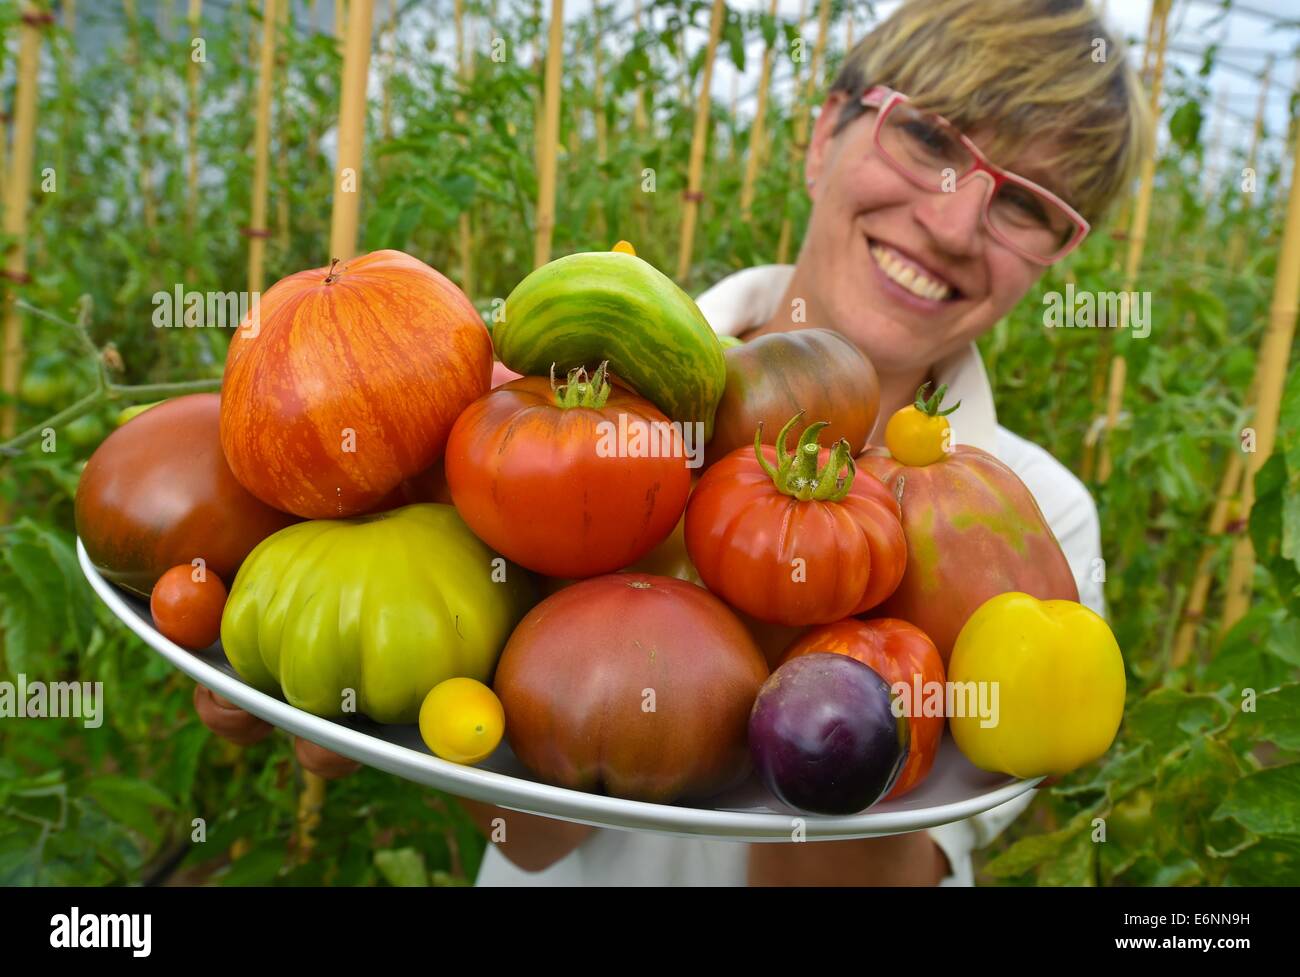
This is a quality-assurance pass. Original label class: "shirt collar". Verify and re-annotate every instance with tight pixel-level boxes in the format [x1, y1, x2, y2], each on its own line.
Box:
[693, 264, 1000, 453]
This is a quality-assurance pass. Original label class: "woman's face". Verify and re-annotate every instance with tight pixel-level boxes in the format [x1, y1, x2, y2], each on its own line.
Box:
[800, 93, 1053, 377]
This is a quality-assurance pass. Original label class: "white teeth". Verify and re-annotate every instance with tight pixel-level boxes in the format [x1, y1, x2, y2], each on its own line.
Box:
[870, 244, 953, 302]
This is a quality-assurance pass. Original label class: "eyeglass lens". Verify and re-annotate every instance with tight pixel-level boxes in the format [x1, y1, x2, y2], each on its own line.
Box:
[878, 103, 1076, 258]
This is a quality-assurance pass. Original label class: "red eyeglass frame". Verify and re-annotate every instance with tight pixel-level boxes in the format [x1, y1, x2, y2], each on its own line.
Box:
[859, 86, 1091, 265]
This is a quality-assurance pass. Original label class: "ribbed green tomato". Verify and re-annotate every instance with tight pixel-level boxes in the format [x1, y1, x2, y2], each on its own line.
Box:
[220, 504, 534, 724]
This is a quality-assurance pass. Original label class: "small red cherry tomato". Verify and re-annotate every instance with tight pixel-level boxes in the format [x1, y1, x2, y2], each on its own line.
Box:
[150, 563, 228, 650]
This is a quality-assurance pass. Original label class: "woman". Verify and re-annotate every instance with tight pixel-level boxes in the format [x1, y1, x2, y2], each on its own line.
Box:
[468, 0, 1150, 885]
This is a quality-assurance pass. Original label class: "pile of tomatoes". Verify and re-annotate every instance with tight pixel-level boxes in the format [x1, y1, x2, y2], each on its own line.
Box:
[76, 246, 1126, 816]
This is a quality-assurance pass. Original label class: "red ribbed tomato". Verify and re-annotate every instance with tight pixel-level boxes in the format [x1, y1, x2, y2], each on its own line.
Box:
[684, 413, 906, 627]
[445, 364, 692, 578]
[781, 618, 945, 799]
[220, 250, 491, 518]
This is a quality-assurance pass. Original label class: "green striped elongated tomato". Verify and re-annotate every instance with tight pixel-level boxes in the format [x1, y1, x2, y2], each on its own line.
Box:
[220, 504, 534, 724]
[495, 249, 726, 439]
[445, 364, 693, 579]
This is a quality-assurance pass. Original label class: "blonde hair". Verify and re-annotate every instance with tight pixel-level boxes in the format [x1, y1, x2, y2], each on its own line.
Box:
[829, 0, 1151, 225]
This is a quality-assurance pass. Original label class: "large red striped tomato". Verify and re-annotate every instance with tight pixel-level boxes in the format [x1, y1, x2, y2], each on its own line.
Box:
[220, 250, 491, 518]
[685, 413, 907, 627]
[780, 618, 945, 799]
[445, 364, 692, 578]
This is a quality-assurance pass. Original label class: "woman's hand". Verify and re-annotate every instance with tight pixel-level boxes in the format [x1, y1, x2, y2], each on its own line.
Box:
[457, 798, 595, 873]
[192, 684, 593, 873]
[747, 831, 950, 886]
[192, 684, 359, 779]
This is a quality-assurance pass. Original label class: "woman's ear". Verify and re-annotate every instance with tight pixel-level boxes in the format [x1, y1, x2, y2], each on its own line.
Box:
[805, 91, 852, 196]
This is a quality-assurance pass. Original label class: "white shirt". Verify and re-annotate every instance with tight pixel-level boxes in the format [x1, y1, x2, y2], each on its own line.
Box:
[476, 265, 1104, 886]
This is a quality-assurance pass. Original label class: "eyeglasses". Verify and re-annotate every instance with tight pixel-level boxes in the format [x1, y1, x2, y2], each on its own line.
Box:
[859, 86, 1090, 264]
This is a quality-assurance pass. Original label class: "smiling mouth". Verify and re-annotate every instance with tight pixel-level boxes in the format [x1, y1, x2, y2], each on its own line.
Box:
[867, 238, 961, 303]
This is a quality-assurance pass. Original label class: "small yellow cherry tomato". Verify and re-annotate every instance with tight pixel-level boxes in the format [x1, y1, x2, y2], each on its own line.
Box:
[611, 240, 637, 255]
[419, 678, 505, 765]
[884, 382, 960, 466]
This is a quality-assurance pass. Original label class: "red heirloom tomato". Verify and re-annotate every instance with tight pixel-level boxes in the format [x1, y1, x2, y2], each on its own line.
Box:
[685, 413, 907, 627]
[445, 363, 692, 578]
[220, 249, 491, 518]
[150, 563, 228, 651]
[858, 385, 1078, 663]
[781, 618, 945, 799]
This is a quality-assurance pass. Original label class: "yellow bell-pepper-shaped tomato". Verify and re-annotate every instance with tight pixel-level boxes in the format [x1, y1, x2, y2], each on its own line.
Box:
[948, 592, 1125, 778]
[221, 504, 534, 724]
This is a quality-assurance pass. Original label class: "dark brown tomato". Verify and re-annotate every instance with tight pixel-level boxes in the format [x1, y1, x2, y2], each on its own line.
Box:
[705, 328, 880, 469]
[75, 394, 299, 597]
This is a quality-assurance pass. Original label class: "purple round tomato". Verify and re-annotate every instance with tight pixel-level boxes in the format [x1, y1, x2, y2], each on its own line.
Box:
[749, 653, 908, 815]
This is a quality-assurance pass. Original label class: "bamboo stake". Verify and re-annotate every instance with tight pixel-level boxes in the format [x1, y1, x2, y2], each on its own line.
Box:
[727, 72, 738, 169]
[1272, 58, 1300, 234]
[327, 0, 374, 262]
[632, 0, 647, 137]
[594, 6, 607, 166]
[186, 0, 202, 239]
[1, 99, 8, 216]
[335, 0, 347, 50]
[276, 0, 291, 256]
[1094, 0, 1170, 485]
[248, 0, 258, 70]
[299, 0, 374, 862]
[1169, 444, 1246, 668]
[1138, 0, 1160, 89]
[594, 4, 608, 241]
[632, 0, 649, 242]
[740, 0, 780, 221]
[247, 0, 279, 296]
[675, 0, 727, 282]
[1109, 0, 1165, 250]
[123, 0, 157, 235]
[533, 0, 544, 169]
[455, 0, 474, 296]
[380, 0, 396, 145]
[676, 21, 690, 108]
[777, 0, 826, 265]
[1, 4, 45, 440]
[533, 0, 564, 268]
[1225, 57, 1273, 270]
[1219, 109, 1300, 637]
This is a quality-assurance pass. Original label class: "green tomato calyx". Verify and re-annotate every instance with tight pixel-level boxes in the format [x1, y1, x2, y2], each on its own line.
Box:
[755, 411, 856, 502]
[551, 360, 612, 409]
[914, 382, 961, 417]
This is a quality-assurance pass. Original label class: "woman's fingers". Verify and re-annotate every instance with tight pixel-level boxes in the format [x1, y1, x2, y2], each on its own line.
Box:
[293, 736, 362, 780]
[193, 683, 360, 779]
[193, 683, 273, 746]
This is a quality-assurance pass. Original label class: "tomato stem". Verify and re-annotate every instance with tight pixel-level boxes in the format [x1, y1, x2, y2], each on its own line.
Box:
[552, 361, 612, 409]
[913, 381, 961, 417]
[754, 411, 857, 502]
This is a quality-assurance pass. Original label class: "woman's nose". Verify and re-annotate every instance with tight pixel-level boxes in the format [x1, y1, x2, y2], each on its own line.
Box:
[913, 172, 992, 256]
